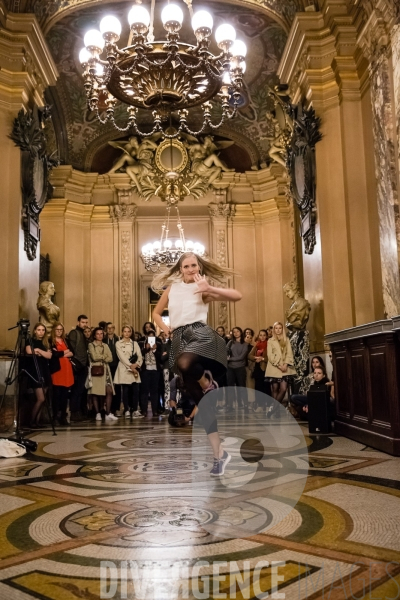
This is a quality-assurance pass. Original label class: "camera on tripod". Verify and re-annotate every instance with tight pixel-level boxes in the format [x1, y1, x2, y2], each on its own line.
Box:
[16, 319, 30, 334]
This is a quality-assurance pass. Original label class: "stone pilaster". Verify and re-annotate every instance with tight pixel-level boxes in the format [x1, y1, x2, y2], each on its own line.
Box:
[208, 198, 235, 330]
[358, 10, 400, 317]
[110, 204, 138, 328]
[0, 4, 58, 349]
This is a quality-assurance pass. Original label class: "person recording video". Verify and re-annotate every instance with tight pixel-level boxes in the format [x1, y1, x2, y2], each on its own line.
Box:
[138, 329, 163, 417]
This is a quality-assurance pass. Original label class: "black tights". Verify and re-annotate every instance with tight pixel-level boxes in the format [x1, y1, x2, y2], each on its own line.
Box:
[176, 352, 205, 403]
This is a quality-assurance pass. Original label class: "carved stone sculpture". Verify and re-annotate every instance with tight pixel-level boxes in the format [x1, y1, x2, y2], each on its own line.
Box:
[37, 281, 60, 334]
[283, 281, 311, 389]
[187, 136, 234, 185]
[9, 106, 59, 260]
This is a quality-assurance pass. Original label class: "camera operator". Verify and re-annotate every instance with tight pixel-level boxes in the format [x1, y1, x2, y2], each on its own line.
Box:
[139, 329, 163, 417]
[168, 374, 196, 427]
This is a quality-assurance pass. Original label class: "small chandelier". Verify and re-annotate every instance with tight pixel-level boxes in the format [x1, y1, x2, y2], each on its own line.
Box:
[141, 203, 205, 272]
[79, 1, 247, 138]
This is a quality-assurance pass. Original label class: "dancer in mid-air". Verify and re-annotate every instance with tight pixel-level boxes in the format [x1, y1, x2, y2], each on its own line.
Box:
[152, 252, 242, 476]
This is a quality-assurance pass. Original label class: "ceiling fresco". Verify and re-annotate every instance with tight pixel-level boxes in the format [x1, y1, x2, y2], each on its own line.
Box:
[43, 0, 288, 172]
[7, 0, 301, 31]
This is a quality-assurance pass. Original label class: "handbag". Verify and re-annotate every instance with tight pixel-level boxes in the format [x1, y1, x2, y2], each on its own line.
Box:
[91, 364, 104, 377]
[0, 439, 26, 458]
[89, 343, 105, 376]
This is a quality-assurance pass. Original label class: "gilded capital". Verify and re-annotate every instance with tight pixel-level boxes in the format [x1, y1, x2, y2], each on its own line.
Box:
[208, 202, 236, 221]
[110, 204, 138, 222]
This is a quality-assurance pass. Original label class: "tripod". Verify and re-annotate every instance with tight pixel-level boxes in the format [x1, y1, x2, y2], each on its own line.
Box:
[0, 320, 56, 437]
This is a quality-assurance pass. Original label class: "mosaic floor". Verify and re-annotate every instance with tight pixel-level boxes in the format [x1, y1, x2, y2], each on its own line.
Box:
[0, 411, 399, 600]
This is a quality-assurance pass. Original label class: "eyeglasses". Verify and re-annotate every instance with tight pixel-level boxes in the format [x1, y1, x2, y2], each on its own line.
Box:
[55, 328, 63, 332]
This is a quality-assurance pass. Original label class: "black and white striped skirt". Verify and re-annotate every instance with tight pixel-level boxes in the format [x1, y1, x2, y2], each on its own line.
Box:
[170, 322, 227, 378]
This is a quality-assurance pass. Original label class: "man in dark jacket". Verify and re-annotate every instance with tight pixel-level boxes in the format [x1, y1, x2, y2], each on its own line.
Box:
[104, 323, 121, 415]
[68, 314, 89, 421]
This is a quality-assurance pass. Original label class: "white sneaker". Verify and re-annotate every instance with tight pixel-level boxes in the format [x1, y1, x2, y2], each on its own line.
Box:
[105, 413, 118, 421]
[124, 410, 131, 418]
[95, 412, 102, 421]
[254, 407, 264, 413]
[132, 411, 143, 419]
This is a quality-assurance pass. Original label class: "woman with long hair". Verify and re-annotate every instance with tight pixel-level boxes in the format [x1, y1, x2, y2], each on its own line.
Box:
[88, 327, 117, 421]
[290, 356, 327, 417]
[248, 329, 269, 411]
[226, 326, 251, 411]
[49, 322, 74, 426]
[265, 321, 296, 415]
[25, 322, 52, 428]
[152, 252, 242, 476]
[114, 325, 143, 418]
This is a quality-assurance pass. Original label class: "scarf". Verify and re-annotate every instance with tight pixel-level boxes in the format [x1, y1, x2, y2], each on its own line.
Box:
[255, 339, 267, 357]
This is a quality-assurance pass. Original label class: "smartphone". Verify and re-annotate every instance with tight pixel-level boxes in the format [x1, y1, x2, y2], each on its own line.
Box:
[147, 336, 156, 346]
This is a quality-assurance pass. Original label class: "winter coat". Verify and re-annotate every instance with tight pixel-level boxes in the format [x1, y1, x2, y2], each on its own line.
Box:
[88, 342, 115, 396]
[265, 338, 296, 378]
[114, 339, 143, 384]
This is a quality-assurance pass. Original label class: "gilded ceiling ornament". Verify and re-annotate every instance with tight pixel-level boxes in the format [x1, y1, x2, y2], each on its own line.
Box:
[107, 134, 234, 203]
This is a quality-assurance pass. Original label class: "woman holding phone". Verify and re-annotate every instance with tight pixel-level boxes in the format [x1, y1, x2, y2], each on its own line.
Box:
[152, 252, 242, 476]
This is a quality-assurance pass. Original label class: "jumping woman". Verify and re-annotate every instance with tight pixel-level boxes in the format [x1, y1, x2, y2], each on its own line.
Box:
[152, 252, 242, 476]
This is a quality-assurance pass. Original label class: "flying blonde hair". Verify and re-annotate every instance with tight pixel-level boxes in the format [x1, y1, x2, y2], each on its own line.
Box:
[151, 252, 235, 293]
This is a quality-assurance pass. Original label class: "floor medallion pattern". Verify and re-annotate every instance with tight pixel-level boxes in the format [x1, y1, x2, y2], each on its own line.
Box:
[0, 414, 399, 599]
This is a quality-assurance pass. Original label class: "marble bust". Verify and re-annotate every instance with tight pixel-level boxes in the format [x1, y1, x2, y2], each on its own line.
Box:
[37, 281, 60, 333]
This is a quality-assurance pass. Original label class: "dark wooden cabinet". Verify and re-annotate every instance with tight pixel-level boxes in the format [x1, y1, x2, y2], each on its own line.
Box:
[325, 320, 400, 455]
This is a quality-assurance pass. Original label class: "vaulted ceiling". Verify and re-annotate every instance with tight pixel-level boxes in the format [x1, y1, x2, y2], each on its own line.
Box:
[7, 0, 298, 172]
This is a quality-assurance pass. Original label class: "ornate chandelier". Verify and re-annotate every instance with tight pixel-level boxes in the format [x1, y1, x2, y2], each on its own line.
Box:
[140, 203, 205, 271]
[79, 1, 247, 138]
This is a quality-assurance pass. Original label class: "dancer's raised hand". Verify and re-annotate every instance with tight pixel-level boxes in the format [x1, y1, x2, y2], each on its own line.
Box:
[193, 274, 210, 294]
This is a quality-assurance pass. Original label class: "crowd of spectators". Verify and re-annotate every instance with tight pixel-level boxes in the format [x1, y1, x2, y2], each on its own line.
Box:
[24, 316, 334, 427]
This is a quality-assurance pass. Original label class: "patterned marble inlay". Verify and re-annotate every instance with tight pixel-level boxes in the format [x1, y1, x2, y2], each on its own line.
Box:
[0, 421, 399, 599]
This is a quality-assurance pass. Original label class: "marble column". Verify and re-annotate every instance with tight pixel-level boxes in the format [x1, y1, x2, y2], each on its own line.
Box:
[360, 14, 400, 317]
[110, 204, 138, 329]
[208, 199, 235, 330]
[391, 9, 400, 257]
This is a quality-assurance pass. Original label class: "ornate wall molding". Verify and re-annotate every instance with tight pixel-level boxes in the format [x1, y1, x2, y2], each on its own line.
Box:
[120, 230, 132, 327]
[110, 204, 137, 223]
[208, 202, 236, 221]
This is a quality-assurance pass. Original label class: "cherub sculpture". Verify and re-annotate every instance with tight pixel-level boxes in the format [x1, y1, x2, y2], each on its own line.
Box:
[187, 136, 234, 185]
[107, 135, 159, 193]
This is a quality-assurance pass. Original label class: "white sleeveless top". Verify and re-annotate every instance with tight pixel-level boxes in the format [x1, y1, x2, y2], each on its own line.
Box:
[168, 281, 208, 329]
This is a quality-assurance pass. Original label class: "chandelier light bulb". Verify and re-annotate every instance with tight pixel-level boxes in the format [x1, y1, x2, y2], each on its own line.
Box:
[231, 39, 247, 59]
[192, 10, 213, 33]
[215, 23, 236, 46]
[100, 15, 122, 38]
[128, 5, 151, 28]
[79, 47, 91, 64]
[222, 71, 231, 85]
[95, 63, 104, 76]
[161, 4, 184, 27]
[185, 240, 194, 250]
[164, 239, 172, 249]
[153, 241, 161, 250]
[175, 240, 183, 249]
[240, 61, 246, 73]
[84, 29, 105, 52]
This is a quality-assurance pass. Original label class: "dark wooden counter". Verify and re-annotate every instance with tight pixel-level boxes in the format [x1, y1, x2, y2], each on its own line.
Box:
[325, 319, 400, 455]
